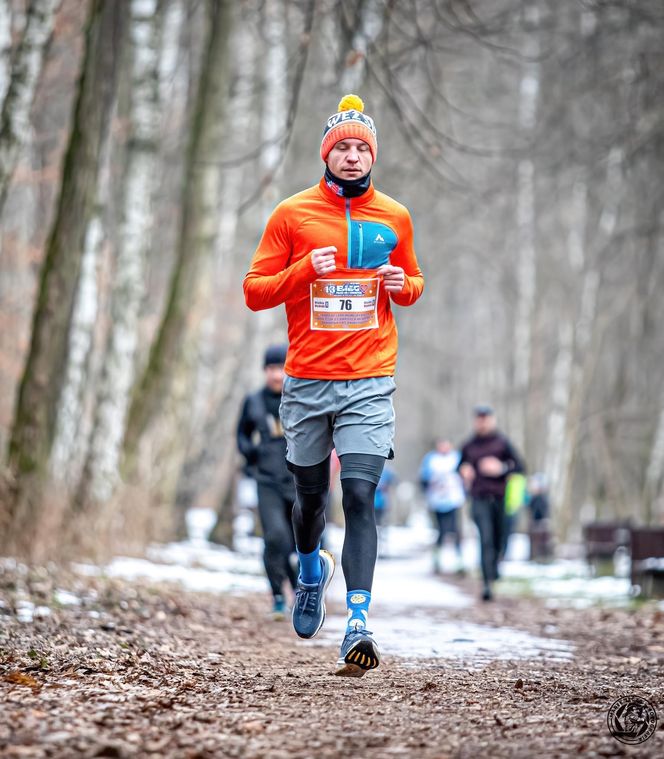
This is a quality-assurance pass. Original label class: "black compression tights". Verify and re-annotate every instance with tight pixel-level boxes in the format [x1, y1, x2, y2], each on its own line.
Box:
[290, 453, 385, 591]
[290, 456, 330, 555]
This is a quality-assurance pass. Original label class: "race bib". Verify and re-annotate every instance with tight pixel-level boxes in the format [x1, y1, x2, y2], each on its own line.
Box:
[310, 278, 379, 331]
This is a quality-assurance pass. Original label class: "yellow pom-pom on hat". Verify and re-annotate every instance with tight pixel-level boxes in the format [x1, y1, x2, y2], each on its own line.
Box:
[321, 94, 377, 163]
[338, 94, 364, 113]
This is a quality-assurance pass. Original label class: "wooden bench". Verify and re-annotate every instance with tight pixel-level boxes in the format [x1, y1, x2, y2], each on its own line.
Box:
[630, 527, 664, 598]
[582, 521, 631, 576]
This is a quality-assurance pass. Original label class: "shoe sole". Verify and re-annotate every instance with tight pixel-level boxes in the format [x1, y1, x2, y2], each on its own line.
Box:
[293, 549, 335, 639]
[334, 637, 380, 678]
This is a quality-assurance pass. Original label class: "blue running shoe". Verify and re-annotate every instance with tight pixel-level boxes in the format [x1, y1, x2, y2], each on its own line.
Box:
[292, 549, 335, 639]
[334, 624, 380, 677]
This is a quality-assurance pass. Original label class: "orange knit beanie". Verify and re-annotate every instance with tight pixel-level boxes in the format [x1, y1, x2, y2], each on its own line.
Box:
[320, 94, 377, 163]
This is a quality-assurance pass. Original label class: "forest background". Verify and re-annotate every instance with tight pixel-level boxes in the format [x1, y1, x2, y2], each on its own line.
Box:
[0, 0, 662, 560]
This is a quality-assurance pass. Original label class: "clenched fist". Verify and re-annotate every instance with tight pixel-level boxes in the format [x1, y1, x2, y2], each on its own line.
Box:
[376, 264, 405, 293]
[311, 246, 337, 275]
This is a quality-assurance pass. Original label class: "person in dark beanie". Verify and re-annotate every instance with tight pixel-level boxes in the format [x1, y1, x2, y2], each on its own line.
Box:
[458, 405, 525, 602]
[244, 94, 424, 676]
[237, 343, 297, 619]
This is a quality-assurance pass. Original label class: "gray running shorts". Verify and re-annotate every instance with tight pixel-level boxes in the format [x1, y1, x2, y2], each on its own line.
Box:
[280, 376, 396, 466]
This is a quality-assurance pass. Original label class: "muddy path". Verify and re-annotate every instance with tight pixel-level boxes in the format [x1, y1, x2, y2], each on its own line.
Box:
[1, 565, 663, 758]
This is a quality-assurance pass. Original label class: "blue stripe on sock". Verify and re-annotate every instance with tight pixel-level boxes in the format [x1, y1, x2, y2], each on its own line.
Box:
[297, 545, 322, 583]
[346, 589, 371, 630]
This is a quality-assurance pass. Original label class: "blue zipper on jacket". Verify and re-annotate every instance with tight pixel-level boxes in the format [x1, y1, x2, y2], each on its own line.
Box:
[358, 222, 363, 268]
[345, 198, 352, 268]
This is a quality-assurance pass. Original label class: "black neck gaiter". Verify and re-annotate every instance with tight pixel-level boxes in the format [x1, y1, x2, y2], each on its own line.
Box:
[324, 167, 371, 198]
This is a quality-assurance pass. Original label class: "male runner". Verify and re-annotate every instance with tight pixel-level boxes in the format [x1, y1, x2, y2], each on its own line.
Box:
[237, 344, 297, 619]
[458, 405, 525, 601]
[244, 95, 424, 676]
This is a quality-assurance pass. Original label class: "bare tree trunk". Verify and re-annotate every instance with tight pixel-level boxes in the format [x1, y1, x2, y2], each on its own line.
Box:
[545, 174, 586, 519]
[512, 2, 540, 450]
[260, 0, 287, 210]
[644, 389, 664, 524]
[206, 0, 289, 546]
[555, 265, 601, 536]
[215, 20, 254, 272]
[173, 13, 256, 538]
[555, 146, 622, 539]
[0, 0, 12, 103]
[5, 0, 126, 552]
[544, 319, 573, 500]
[0, 0, 61, 213]
[207, 0, 291, 545]
[207, 324, 260, 547]
[122, 0, 232, 471]
[589, 414, 627, 519]
[78, 0, 165, 507]
[339, 0, 382, 92]
[50, 210, 103, 486]
[186, 12, 256, 441]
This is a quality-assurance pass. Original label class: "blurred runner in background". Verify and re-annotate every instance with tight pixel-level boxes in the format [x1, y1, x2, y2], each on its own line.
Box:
[458, 405, 525, 601]
[374, 464, 398, 556]
[419, 439, 466, 575]
[237, 344, 297, 619]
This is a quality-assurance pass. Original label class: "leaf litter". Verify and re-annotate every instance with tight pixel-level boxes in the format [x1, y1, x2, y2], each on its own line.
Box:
[0, 562, 662, 758]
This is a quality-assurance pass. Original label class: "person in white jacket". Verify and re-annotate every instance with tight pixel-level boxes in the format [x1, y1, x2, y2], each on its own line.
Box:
[419, 439, 466, 574]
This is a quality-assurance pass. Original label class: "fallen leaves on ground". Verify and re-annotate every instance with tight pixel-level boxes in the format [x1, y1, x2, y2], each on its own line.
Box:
[0, 562, 663, 758]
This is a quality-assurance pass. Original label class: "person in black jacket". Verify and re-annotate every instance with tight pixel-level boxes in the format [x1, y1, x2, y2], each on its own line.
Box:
[237, 344, 297, 618]
[458, 404, 525, 601]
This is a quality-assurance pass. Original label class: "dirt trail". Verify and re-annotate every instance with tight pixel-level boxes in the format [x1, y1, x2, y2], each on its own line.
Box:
[1, 567, 663, 758]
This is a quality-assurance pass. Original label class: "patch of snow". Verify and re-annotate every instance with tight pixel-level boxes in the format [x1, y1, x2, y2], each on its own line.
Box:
[504, 531, 531, 561]
[54, 589, 81, 606]
[500, 559, 590, 580]
[499, 556, 633, 606]
[16, 600, 35, 623]
[93, 556, 266, 596]
[185, 507, 217, 542]
[310, 613, 573, 664]
[329, 553, 471, 610]
[314, 530, 573, 663]
[146, 540, 262, 576]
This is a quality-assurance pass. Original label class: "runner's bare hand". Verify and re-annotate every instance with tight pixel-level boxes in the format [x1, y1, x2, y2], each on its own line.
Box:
[459, 463, 475, 484]
[478, 456, 505, 477]
[311, 246, 337, 275]
[376, 264, 405, 293]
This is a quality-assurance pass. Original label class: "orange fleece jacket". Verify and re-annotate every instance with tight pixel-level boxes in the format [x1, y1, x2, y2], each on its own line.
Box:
[244, 178, 424, 379]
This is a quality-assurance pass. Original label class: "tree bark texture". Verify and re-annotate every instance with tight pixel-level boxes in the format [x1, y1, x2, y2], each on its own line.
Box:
[511, 3, 540, 452]
[78, 0, 164, 507]
[0, 0, 61, 213]
[6, 0, 126, 527]
[0, 0, 12, 103]
[50, 211, 103, 486]
[122, 0, 232, 466]
[173, 13, 256, 535]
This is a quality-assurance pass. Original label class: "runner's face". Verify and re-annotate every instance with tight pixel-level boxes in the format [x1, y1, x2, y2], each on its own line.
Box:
[265, 364, 284, 392]
[327, 138, 373, 179]
[474, 414, 496, 436]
